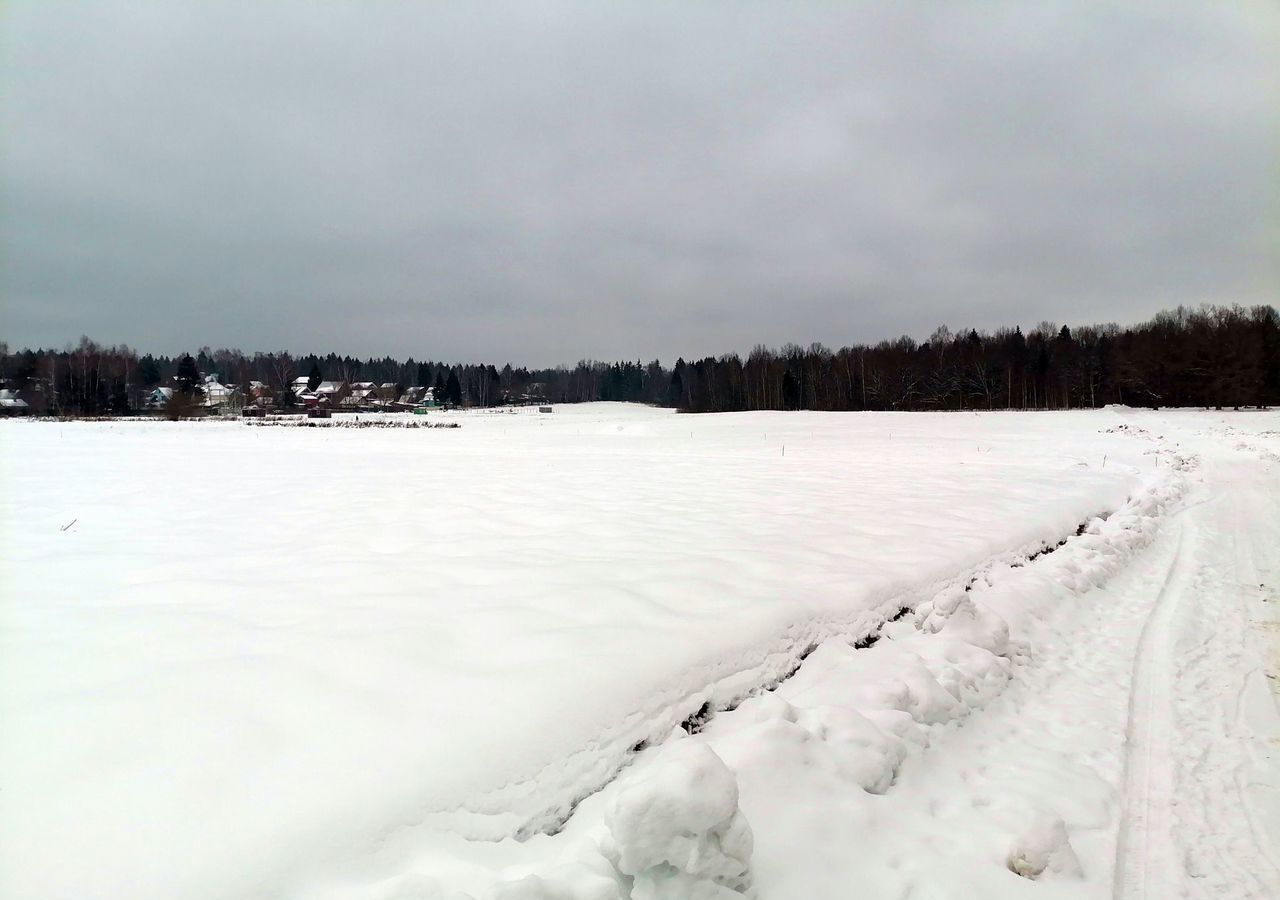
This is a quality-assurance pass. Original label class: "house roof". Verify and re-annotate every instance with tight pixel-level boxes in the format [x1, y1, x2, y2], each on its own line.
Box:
[201, 380, 243, 405]
[315, 381, 347, 393]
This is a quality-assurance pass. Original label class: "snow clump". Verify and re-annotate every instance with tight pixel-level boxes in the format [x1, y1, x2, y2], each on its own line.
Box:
[1006, 813, 1083, 880]
[603, 741, 753, 899]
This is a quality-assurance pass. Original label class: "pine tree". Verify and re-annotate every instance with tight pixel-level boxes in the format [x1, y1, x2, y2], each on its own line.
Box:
[175, 354, 202, 397]
[138, 355, 161, 387]
[667, 367, 684, 407]
[446, 370, 463, 407]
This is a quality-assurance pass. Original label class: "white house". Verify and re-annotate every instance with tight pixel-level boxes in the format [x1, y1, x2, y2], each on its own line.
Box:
[201, 375, 243, 411]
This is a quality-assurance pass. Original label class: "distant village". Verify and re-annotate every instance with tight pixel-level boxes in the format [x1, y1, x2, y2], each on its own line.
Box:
[147, 375, 457, 417]
[0, 371, 552, 418]
[0, 343, 654, 418]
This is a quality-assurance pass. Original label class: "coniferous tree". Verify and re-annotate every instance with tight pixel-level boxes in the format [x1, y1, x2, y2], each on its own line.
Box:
[138, 355, 161, 387]
[446, 370, 463, 407]
[668, 370, 683, 407]
[175, 354, 202, 396]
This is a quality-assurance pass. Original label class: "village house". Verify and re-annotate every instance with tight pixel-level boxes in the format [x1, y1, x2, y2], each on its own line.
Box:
[4, 380, 54, 414]
[201, 375, 244, 413]
[0, 388, 31, 415]
[313, 380, 352, 405]
[398, 386, 439, 407]
[146, 386, 174, 410]
[349, 382, 380, 405]
[399, 386, 426, 405]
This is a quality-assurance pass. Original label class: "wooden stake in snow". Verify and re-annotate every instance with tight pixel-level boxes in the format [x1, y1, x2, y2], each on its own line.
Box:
[60, 518, 77, 532]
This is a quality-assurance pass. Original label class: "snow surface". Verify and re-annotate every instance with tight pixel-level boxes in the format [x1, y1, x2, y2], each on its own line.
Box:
[2, 405, 1277, 900]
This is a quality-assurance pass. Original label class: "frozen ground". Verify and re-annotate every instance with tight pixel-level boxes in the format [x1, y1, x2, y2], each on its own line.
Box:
[1, 405, 1277, 899]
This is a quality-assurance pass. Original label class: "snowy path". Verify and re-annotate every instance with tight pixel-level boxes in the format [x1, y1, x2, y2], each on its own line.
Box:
[722, 473, 1202, 900]
[809, 419, 1280, 900]
[835, 423, 1280, 900]
[1113, 519, 1187, 900]
[1156, 453, 1280, 899]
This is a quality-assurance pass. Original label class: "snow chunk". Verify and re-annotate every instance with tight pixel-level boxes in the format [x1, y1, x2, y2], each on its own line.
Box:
[1006, 814, 1083, 880]
[918, 591, 1010, 658]
[795, 706, 906, 794]
[604, 742, 753, 899]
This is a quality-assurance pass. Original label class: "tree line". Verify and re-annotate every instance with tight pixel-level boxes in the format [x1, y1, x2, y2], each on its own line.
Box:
[1, 304, 1275, 416]
[666, 305, 1278, 413]
[0, 341, 664, 416]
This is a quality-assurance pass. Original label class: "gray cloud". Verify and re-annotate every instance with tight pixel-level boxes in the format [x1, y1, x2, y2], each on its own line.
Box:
[3, 1, 1276, 365]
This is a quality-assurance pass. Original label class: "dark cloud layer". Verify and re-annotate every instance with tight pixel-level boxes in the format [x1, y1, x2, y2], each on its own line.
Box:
[3, 2, 1276, 365]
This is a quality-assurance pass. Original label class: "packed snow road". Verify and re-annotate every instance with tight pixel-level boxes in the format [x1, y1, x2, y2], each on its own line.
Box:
[1110, 422, 1280, 900]
[1, 406, 1277, 900]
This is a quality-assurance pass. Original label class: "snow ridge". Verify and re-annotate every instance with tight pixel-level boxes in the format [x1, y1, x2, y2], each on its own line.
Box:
[439, 452, 1189, 899]
[438, 460, 1189, 849]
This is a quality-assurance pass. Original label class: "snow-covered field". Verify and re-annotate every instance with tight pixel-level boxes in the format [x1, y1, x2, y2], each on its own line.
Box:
[2, 405, 1277, 899]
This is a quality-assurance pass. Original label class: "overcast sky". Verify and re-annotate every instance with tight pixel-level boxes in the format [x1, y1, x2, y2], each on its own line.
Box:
[3, 2, 1276, 365]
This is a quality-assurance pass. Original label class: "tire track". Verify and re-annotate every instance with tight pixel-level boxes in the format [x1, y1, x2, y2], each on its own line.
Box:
[1113, 520, 1189, 900]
